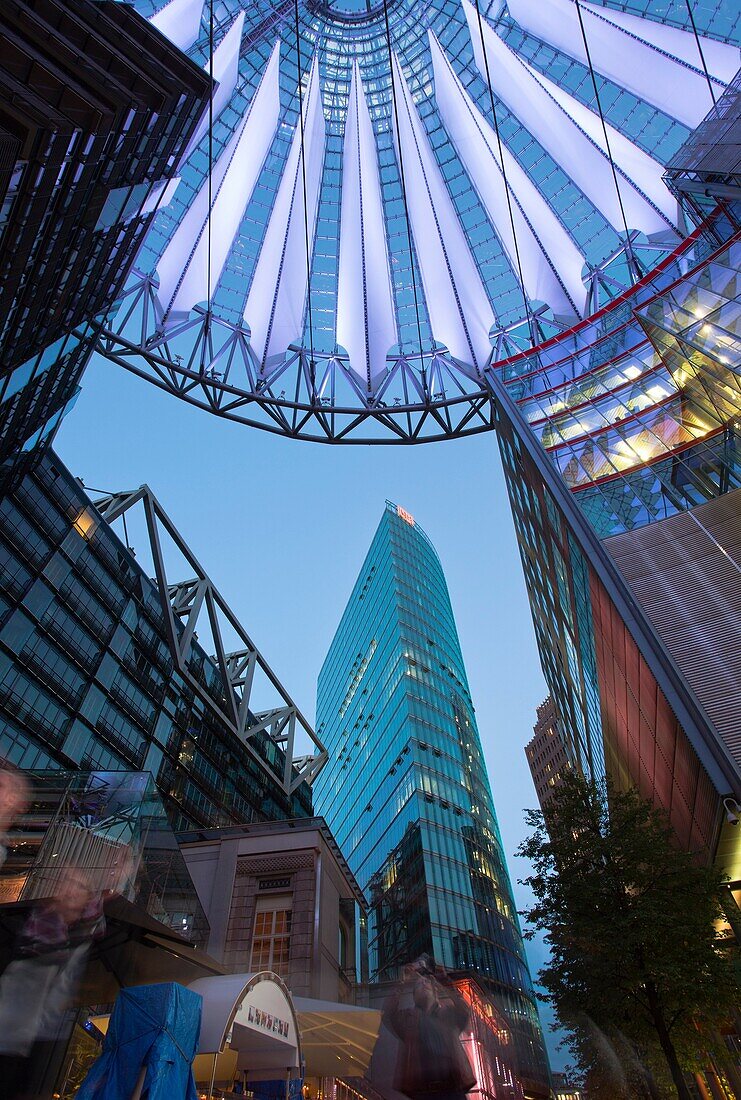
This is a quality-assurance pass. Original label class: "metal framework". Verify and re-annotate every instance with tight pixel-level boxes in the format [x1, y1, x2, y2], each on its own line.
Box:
[96, 0, 739, 444]
[95, 236, 672, 444]
[664, 68, 741, 209]
[92, 486, 328, 793]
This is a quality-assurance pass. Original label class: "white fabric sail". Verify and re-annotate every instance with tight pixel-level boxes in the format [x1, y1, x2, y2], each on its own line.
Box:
[156, 42, 281, 324]
[462, 0, 670, 236]
[181, 12, 246, 163]
[520, 58, 677, 226]
[150, 0, 204, 52]
[244, 55, 326, 369]
[337, 62, 397, 389]
[430, 32, 585, 319]
[582, 2, 739, 85]
[392, 53, 494, 372]
[506, 0, 733, 127]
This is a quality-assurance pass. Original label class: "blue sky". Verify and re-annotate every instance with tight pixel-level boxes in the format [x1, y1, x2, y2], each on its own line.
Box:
[56, 351, 566, 1067]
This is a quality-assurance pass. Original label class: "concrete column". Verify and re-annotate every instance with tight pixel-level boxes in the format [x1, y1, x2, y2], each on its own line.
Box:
[312, 848, 322, 999]
[205, 838, 240, 961]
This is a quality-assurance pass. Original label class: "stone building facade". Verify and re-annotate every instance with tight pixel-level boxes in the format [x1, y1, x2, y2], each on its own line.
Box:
[180, 817, 367, 1004]
[525, 696, 573, 815]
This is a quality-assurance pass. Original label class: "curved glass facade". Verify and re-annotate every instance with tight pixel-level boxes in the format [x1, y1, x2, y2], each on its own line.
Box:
[314, 503, 550, 1097]
[498, 222, 741, 537]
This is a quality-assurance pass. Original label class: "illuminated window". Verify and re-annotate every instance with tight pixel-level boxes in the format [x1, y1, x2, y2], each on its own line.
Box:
[250, 895, 292, 978]
[72, 507, 97, 541]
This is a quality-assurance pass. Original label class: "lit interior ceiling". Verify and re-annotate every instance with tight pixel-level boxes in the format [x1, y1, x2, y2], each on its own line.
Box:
[101, 0, 740, 441]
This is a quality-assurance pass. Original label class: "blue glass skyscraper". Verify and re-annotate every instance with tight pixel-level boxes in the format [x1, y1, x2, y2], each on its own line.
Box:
[314, 501, 550, 1099]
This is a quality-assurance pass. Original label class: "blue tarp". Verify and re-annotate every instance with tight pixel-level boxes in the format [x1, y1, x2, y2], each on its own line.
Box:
[76, 982, 202, 1100]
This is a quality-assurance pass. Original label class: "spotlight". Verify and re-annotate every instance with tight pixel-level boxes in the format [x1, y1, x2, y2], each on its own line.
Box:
[723, 798, 741, 826]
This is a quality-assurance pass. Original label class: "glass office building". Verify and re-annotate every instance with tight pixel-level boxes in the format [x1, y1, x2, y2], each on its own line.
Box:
[492, 223, 741, 858]
[314, 502, 550, 1099]
[0, 768, 210, 945]
[0, 449, 324, 830]
[0, 0, 210, 485]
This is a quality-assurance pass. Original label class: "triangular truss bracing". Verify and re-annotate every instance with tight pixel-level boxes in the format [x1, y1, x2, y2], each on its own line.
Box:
[93, 486, 327, 796]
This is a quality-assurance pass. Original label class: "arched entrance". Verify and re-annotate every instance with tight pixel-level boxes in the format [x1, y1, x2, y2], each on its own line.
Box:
[190, 971, 302, 1097]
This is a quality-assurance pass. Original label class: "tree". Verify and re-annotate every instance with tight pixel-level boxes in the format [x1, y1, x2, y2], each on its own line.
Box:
[518, 773, 739, 1100]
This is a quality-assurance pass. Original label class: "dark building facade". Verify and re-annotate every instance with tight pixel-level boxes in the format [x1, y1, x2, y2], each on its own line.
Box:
[525, 697, 572, 815]
[0, 449, 326, 830]
[0, 0, 211, 480]
[314, 503, 550, 1100]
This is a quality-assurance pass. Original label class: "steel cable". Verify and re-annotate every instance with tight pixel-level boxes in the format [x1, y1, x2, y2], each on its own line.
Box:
[572, 0, 639, 279]
[293, 0, 317, 387]
[473, 0, 537, 344]
[382, 0, 427, 380]
[684, 0, 717, 107]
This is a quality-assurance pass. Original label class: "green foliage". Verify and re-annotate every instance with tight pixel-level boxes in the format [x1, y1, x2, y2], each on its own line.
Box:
[518, 773, 738, 1098]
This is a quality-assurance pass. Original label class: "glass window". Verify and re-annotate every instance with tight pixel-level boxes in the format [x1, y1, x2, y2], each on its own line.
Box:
[250, 894, 293, 978]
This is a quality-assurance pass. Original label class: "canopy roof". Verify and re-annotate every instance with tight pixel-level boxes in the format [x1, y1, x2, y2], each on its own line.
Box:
[97, 0, 740, 442]
[91, 982, 382, 1084]
[293, 997, 382, 1077]
[0, 895, 225, 1004]
[190, 971, 302, 1079]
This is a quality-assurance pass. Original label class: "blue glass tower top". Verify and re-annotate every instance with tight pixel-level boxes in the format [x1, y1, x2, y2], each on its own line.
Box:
[316, 503, 502, 876]
[314, 501, 550, 1096]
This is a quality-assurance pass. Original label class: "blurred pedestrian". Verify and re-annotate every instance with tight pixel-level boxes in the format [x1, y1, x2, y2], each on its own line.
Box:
[383, 956, 476, 1100]
[0, 867, 105, 1100]
[0, 765, 29, 869]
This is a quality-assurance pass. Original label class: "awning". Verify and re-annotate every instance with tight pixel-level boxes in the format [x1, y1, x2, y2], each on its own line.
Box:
[189, 972, 302, 1084]
[294, 997, 381, 1078]
[0, 896, 225, 1004]
[89, 983, 383, 1086]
